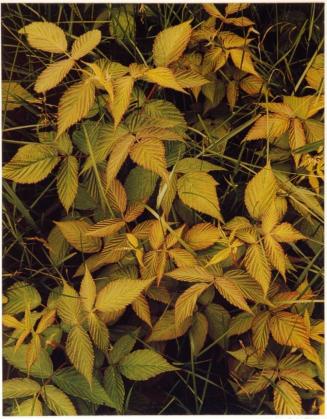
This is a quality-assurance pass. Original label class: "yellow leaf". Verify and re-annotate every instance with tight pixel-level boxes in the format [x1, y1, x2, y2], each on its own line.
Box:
[130, 138, 169, 182]
[2, 81, 38, 111]
[87, 62, 114, 102]
[175, 283, 209, 328]
[226, 16, 254, 27]
[42, 385, 76, 415]
[106, 134, 135, 185]
[71, 29, 101, 60]
[214, 276, 252, 313]
[88, 312, 109, 351]
[177, 171, 223, 221]
[206, 247, 232, 267]
[147, 310, 192, 342]
[153, 21, 192, 67]
[269, 311, 310, 349]
[26, 334, 41, 372]
[168, 248, 197, 268]
[3, 314, 24, 329]
[289, 118, 306, 166]
[109, 76, 134, 128]
[184, 223, 220, 250]
[244, 163, 277, 220]
[252, 311, 271, 354]
[273, 380, 302, 415]
[126, 232, 139, 249]
[159, 173, 177, 217]
[203, 3, 225, 20]
[57, 155, 79, 212]
[124, 202, 145, 223]
[141, 250, 167, 284]
[173, 68, 209, 89]
[131, 294, 152, 327]
[225, 3, 250, 15]
[239, 75, 268, 96]
[264, 234, 286, 278]
[230, 49, 258, 76]
[35, 58, 75, 93]
[3, 144, 60, 184]
[283, 95, 324, 119]
[144, 67, 186, 93]
[19, 22, 67, 53]
[238, 370, 276, 395]
[86, 218, 125, 238]
[35, 309, 56, 334]
[271, 223, 306, 243]
[306, 53, 324, 91]
[66, 325, 94, 384]
[55, 219, 101, 253]
[167, 266, 213, 282]
[165, 225, 186, 249]
[279, 369, 323, 391]
[57, 281, 83, 326]
[80, 266, 96, 312]
[219, 31, 252, 49]
[245, 115, 289, 141]
[203, 47, 229, 73]
[261, 200, 282, 234]
[107, 179, 127, 214]
[148, 219, 166, 250]
[259, 102, 294, 118]
[244, 243, 271, 296]
[95, 278, 153, 313]
[58, 78, 95, 135]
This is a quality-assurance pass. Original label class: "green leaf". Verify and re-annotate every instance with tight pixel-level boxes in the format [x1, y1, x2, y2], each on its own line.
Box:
[57, 156, 79, 212]
[41, 385, 77, 416]
[95, 278, 153, 313]
[205, 303, 231, 349]
[104, 365, 125, 412]
[108, 332, 137, 364]
[52, 367, 114, 407]
[109, 6, 135, 44]
[3, 344, 53, 378]
[125, 166, 158, 203]
[119, 349, 179, 380]
[177, 171, 223, 221]
[3, 144, 60, 184]
[4, 281, 41, 315]
[143, 99, 186, 130]
[66, 325, 94, 384]
[189, 312, 208, 356]
[3, 378, 41, 399]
